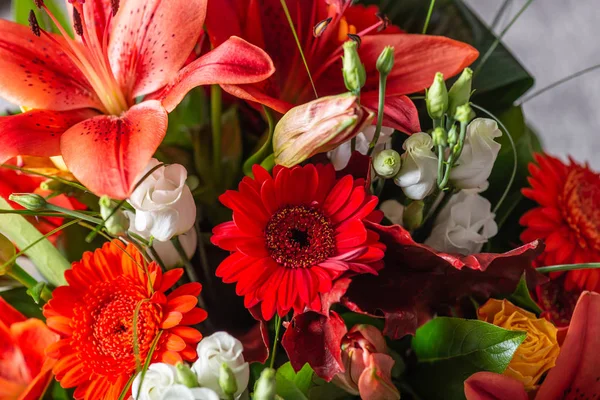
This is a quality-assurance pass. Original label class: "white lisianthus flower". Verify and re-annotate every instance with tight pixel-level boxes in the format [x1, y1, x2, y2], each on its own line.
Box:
[394, 132, 438, 200]
[425, 190, 498, 255]
[128, 159, 196, 242]
[126, 210, 197, 268]
[328, 126, 395, 170]
[450, 118, 502, 191]
[192, 332, 250, 399]
[131, 363, 178, 400]
[162, 386, 220, 400]
[380, 200, 404, 226]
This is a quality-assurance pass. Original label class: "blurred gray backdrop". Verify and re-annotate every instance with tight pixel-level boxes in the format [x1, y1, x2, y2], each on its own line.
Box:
[1, 0, 598, 168]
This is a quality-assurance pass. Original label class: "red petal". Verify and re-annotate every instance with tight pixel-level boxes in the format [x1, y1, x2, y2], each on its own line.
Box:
[60, 100, 168, 199]
[0, 20, 102, 111]
[0, 109, 98, 163]
[167, 282, 203, 300]
[464, 372, 527, 400]
[149, 36, 275, 112]
[180, 308, 208, 325]
[158, 269, 185, 292]
[361, 94, 421, 134]
[220, 83, 293, 114]
[0, 297, 25, 326]
[170, 326, 203, 343]
[108, 0, 207, 98]
[536, 291, 600, 398]
[161, 311, 183, 329]
[167, 295, 198, 313]
[360, 34, 478, 96]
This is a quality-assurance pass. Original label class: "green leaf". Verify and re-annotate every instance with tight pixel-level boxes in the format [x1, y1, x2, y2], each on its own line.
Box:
[163, 88, 208, 149]
[13, 0, 72, 36]
[0, 197, 69, 286]
[26, 281, 47, 305]
[409, 317, 526, 400]
[276, 362, 314, 400]
[340, 312, 385, 331]
[500, 274, 543, 315]
[0, 287, 44, 319]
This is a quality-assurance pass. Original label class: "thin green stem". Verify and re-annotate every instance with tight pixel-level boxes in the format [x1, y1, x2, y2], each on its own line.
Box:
[147, 245, 167, 270]
[171, 236, 198, 283]
[471, 103, 517, 214]
[367, 74, 388, 156]
[45, 204, 103, 224]
[438, 121, 467, 190]
[422, 0, 436, 34]
[491, 0, 513, 30]
[211, 84, 223, 183]
[243, 106, 275, 176]
[519, 63, 600, 104]
[0, 164, 87, 192]
[280, 0, 318, 99]
[8, 262, 52, 301]
[473, 0, 534, 77]
[537, 263, 600, 274]
[0, 210, 98, 218]
[432, 118, 444, 187]
[269, 315, 282, 369]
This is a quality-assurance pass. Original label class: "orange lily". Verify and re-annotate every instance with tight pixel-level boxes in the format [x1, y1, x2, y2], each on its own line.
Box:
[464, 291, 600, 399]
[0, 0, 275, 199]
[0, 297, 58, 400]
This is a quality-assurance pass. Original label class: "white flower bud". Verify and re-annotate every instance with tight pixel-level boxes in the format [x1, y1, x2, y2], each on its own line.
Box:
[450, 118, 502, 191]
[394, 132, 438, 200]
[379, 200, 404, 226]
[128, 159, 196, 242]
[327, 126, 395, 171]
[373, 149, 401, 178]
[191, 332, 250, 399]
[424, 190, 498, 255]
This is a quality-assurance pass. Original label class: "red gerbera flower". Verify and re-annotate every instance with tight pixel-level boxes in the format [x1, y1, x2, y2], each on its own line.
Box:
[43, 240, 207, 400]
[520, 153, 600, 291]
[211, 164, 385, 320]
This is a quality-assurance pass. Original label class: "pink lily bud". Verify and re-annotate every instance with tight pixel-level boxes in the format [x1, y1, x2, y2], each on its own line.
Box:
[333, 325, 400, 400]
[273, 93, 375, 167]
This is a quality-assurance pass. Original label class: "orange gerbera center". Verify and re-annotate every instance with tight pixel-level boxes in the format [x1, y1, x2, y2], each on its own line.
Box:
[561, 167, 600, 252]
[70, 277, 161, 377]
[265, 205, 336, 269]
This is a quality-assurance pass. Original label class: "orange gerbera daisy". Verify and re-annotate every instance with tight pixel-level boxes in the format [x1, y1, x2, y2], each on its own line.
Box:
[43, 240, 206, 400]
[520, 153, 600, 291]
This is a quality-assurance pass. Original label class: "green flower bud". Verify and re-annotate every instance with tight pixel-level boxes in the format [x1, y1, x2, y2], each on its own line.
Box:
[342, 40, 366, 94]
[254, 368, 277, 400]
[376, 46, 395, 76]
[99, 196, 129, 236]
[8, 193, 47, 210]
[402, 200, 425, 231]
[432, 127, 447, 147]
[219, 363, 238, 397]
[426, 72, 448, 120]
[40, 179, 69, 193]
[447, 124, 458, 146]
[448, 68, 473, 117]
[455, 103, 473, 124]
[373, 149, 401, 178]
[176, 363, 198, 388]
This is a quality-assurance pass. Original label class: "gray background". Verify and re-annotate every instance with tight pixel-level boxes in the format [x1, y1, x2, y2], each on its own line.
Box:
[1, 0, 598, 168]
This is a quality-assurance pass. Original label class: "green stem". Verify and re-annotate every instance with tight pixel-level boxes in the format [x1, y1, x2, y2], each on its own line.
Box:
[422, 0, 436, 34]
[438, 121, 467, 190]
[269, 314, 282, 369]
[8, 262, 52, 301]
[0, 210, 98, 218]
[0, 164, 87, 192]
[147, 245, 167, 270]
[211, 84, 223, 183]
[171, 236, 208, 312]
[432, 118, 444, 187]
[367, 73, 388, 156]
[536, 263, 600, 274]
[243, 106, 275, 176]
[45, 204, 103, 224]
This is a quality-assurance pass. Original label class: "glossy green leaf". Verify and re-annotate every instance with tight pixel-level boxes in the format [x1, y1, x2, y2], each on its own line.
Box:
[502, 274, 543, 315]
[0, 197, 69, 286]
[276, 362, 314, 400]
[409, 317, 526, 400]
[13, 0, 72, 36]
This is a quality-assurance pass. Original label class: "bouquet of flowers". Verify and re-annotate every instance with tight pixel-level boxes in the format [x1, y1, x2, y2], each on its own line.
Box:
[0, 0, 598, 399]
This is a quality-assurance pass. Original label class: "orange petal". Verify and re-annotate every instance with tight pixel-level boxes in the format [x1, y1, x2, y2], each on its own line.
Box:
[161, 311, 183, 329]
[167, 295, 198, 314]
[464, 372, 527, 400]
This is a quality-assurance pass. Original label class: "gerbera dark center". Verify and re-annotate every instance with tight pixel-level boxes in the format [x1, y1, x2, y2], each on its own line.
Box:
[265, 205, 336, 269]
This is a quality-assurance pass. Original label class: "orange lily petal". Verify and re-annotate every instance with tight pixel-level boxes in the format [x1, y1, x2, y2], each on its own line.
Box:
[360, 94, 421, 134]
[150, 36, 275, 112]
[108, 0, 207, 98]
[0, 20, 103, 111]
[60, 100, 168, 199]
[0, 109, 99, 164]
[464, 372, 527, 400]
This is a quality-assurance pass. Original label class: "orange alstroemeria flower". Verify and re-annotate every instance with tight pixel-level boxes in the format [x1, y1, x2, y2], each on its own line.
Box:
[0, 0, 275, 199]
[0, 297, 58, 400]
[464, 291, 600, 399]
[205, 0, 478, 134]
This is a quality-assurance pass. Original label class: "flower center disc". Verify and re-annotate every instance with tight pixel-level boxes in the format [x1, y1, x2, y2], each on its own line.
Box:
[562, 167, 600, 251]
[265, 205, 336, 268]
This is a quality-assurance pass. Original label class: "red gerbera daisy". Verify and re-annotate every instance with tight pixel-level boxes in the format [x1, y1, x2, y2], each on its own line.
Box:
[520, 153, 600, 291]
[43, 240, 207, 400]
[211, 164, 385, 320]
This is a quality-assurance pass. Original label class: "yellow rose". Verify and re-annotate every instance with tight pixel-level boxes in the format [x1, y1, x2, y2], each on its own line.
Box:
[477, 298, 560, 390]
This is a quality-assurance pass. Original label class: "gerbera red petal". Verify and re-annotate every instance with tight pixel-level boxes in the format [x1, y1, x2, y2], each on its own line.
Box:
[42, 240, 204, 400]
[521, 153, 600, 292]
[212, 164, 385, 320]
